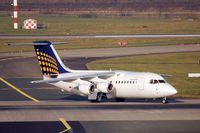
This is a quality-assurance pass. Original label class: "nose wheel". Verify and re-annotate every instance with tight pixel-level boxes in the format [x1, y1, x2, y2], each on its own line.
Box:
[162, 97, 168, 104]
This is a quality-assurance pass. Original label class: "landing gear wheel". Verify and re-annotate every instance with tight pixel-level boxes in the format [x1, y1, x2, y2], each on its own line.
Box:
[90, 92, 105, 103]
[162, 97, 168, 104]
[115, 98, 125, 102]
[96, 92, 102, 102]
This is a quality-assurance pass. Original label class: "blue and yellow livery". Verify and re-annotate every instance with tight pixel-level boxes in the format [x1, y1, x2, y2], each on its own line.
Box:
[8, 40, 71, 75]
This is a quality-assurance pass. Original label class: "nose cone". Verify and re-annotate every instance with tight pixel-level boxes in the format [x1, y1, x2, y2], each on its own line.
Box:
[159, 84, 178, 97]
[169, 87, 178, 95]
[167, 84, 178, 96]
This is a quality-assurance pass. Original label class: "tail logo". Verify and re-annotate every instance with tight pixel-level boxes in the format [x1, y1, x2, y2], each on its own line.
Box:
[36, 50, 59, 75]
[8, 40, 70, 75]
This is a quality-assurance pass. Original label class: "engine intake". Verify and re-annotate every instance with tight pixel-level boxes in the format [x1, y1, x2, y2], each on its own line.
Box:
[97, 83, 114, 93]
[79, 84, 95, 95]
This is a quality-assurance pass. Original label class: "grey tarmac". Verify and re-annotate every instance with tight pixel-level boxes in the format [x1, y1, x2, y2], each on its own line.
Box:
[1, 34, 200, 39]
[1, 44, 200, 133]
[1, 44, 200, 58]
[0, 98, 200, 122]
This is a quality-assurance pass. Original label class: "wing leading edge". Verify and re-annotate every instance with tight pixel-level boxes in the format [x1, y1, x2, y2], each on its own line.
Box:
[31, 71, 115, 83]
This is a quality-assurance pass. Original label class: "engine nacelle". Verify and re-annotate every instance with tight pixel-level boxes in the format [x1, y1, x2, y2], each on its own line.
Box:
[50, 81, 78, 92]
[65, 82, 78, 90]
[97, 83, 113, 93]
[78, 84, 95, 95]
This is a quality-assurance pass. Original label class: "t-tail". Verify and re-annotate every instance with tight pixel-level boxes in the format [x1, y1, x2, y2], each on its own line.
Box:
[8, 40, 71, 75]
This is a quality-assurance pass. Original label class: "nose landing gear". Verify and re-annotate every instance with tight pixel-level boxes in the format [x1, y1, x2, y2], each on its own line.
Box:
[162, 97, 168, 104]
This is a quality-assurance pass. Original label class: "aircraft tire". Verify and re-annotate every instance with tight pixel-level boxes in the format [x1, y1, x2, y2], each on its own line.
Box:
[162, 97, 168, 104]
[96, 92, 102, 102]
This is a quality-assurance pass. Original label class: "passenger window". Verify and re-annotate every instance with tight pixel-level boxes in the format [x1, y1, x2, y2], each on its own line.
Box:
[121, 81, 123, 84]
[116, 81, 117, 84]
[127, 81, 129, 84]
[130, 81, 132, 84]
[124, 81, 126, 84]
[118, 81, 120, 84]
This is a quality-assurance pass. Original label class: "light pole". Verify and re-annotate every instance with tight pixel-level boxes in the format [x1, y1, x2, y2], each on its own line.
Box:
[13, 0, 18, 29]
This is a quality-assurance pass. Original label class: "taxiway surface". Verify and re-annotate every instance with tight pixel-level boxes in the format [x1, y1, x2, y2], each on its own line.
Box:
[1, 34, 200, 39]
[1, 44, 200, 58]
[0, 44, 200, 133]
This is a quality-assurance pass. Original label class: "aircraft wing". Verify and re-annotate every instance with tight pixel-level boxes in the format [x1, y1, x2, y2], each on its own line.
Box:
[31, 71, 115, 83]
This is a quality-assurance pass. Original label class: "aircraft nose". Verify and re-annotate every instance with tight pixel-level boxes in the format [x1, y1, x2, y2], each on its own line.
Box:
[170, 88, 178, 95]
[167, 84, 178, 96]
[160, 84, 178, 96]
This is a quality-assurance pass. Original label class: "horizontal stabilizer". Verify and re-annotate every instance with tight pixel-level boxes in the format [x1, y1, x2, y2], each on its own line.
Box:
[31, 71, 115, 83]
[159, 74, 172, 77]
[7, 42, 67, 46]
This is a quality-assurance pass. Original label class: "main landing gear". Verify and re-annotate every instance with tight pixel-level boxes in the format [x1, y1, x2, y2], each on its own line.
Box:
[89, 92, 105, 102]
[162, 97, 168, 104]
[96, 92, 103, 102]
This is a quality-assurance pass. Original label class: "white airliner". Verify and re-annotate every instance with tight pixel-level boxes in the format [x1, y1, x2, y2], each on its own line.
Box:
[8, 41, 177, 103]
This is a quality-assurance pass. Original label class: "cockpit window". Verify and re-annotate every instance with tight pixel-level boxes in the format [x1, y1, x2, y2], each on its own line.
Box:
[150, 79, 164, 84]
[154, 80, 158, 84]
[158, 80, 166, 83]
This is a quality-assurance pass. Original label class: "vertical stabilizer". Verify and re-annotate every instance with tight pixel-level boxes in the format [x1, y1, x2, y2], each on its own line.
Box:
[8, 40, 71, 75]
[33, 41, 71, 75]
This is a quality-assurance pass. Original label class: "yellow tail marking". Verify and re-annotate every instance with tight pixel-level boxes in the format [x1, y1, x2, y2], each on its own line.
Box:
[0, 77, 40, 102]
[59, 118, 71, 133]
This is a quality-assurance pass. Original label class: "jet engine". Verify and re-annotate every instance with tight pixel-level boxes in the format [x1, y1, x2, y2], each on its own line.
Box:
[78, 84, 95, 95]
[97, 83, 114, 93]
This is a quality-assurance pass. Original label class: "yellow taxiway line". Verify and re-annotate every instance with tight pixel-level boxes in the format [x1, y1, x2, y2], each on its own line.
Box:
[59, 118, 72, 133]
[0, 77, 40, 102]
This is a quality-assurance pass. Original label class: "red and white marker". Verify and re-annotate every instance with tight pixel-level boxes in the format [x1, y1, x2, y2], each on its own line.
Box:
[13, 0, 18, 29]
[117, 42, 127, 46]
